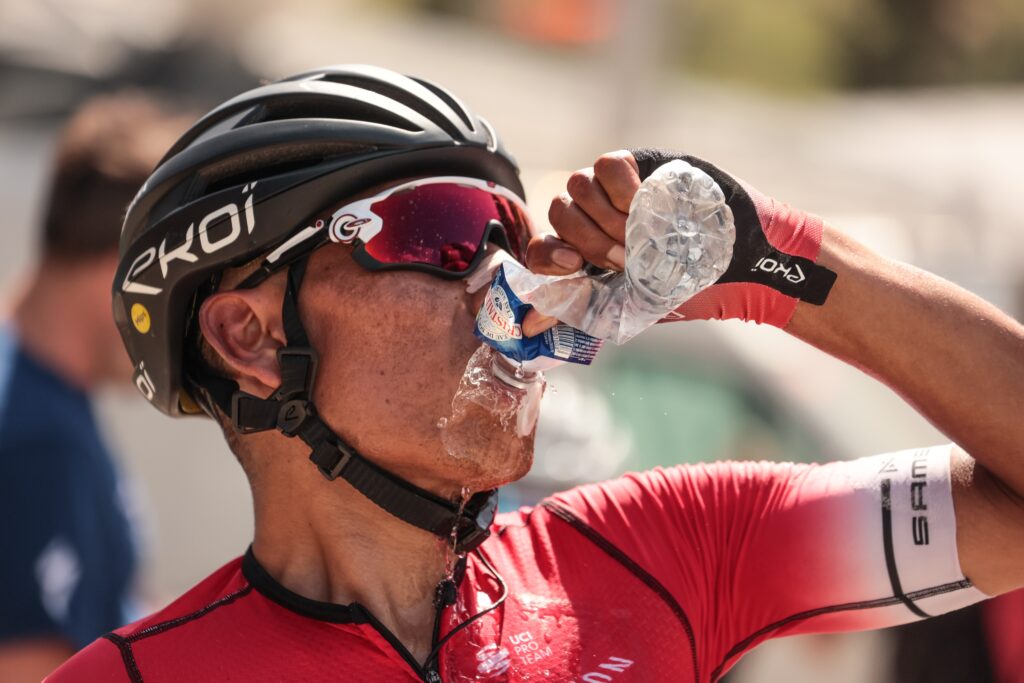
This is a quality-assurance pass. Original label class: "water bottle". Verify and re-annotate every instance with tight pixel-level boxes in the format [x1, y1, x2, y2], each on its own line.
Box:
[503, 158, 736, 345]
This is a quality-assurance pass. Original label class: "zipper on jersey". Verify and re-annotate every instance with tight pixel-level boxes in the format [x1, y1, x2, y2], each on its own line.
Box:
[423, 580, 451, 681]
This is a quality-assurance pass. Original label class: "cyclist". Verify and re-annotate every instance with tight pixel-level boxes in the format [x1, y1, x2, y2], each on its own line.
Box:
[48, 65, 1024, 682]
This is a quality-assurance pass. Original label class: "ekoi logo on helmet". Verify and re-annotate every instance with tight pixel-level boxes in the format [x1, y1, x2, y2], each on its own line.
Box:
[134, 361, 156, 401]
[121, 183, 258, 296]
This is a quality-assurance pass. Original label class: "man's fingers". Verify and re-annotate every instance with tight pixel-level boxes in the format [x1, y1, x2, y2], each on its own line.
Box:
[593, 150, 641, 214]
[526, 234, 584, 275]
[548, 193, 625, 271]
[522, 309, 559, 338]
[566, 168, 627, 243]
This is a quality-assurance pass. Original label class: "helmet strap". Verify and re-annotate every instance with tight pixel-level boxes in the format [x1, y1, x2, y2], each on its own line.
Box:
[199, 256, 496, 554]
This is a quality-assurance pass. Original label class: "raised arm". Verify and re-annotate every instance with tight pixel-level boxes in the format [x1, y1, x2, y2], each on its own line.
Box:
[526, 149, 1024, 596]
[788, 227, 1024, 594]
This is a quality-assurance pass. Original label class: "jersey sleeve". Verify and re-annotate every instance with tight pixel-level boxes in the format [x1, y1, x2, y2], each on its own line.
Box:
[547, 445, 988, 677]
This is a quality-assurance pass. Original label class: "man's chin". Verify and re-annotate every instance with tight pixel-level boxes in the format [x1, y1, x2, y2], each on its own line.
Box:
[444, 426, 535, 492]
[492, 435, 535, 486]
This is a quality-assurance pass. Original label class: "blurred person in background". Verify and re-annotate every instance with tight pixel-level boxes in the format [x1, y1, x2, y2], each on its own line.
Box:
[0, 93, 189, 682]
[48, 66, 1024, 682]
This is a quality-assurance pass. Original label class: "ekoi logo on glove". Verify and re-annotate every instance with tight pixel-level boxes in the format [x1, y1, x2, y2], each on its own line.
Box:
[751, 256, 806, 284]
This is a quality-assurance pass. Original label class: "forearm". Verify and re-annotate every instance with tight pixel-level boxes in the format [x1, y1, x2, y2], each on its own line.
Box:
[787, 226, 1024, 496]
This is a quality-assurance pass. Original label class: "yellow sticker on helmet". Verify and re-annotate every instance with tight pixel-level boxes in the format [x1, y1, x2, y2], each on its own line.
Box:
[131, 303, 151, 334]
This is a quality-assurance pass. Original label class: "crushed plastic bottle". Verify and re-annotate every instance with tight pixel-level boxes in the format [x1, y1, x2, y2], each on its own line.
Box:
[443, 160, 733, 442]
[503, 159, 736, 345]
[474, 262, 602, 389]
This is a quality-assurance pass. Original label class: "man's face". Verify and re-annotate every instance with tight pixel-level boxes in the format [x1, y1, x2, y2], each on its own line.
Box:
[298, 237, 539, 500]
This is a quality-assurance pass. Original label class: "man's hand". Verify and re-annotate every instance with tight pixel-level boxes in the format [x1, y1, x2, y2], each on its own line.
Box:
[523, 151, 640, 336]
[523, 149, 836, 336]
[529, 148, 1024, 596]
[527, 150, 641, 276]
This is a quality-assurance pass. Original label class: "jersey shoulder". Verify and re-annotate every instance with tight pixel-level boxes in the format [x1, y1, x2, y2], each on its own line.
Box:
[45, 636, 130, 683]
[543, 461, 801, 537]
[112, 555, 248, 639]
[46, 556, 248, 682]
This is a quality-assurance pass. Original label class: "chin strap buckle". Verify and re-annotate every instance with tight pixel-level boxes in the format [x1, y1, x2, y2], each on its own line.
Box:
[453, 491, 499, 554]
[229, 346, 320, 436]
[310, 442, 355, 481]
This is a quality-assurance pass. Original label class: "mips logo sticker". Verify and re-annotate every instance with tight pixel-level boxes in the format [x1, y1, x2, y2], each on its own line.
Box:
[131, 303, 151, 334]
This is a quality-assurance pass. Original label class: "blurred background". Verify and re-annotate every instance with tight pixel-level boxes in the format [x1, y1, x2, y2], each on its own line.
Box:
[2, 0, 1022, 680]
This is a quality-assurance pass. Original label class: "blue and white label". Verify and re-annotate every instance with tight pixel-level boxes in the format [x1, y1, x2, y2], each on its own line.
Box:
[475, 264, 602, 365]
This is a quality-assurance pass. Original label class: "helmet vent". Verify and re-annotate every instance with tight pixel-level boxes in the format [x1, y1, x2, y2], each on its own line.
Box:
[256, 97, 423, 133]
[321, 74, 470, 140]
[410, 77, 475, 132]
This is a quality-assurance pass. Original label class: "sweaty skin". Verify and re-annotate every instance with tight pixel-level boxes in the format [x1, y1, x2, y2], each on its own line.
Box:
[197, 238, 536, 664]
[41, 151, 1024, 682]
[527, 150, 1024, 597]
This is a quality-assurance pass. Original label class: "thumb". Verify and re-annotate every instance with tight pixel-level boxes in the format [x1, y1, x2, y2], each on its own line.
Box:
[522, 309, 559, 338]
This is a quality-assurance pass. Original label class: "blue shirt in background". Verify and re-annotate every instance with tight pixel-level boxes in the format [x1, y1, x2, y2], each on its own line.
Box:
[0, 325, 137, 648]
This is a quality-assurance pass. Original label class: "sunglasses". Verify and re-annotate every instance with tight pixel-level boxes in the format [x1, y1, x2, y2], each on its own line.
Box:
[237, 176, 532, 290]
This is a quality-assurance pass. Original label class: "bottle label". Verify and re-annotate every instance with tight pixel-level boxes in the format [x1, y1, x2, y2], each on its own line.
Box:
[475, 263, 602, 365]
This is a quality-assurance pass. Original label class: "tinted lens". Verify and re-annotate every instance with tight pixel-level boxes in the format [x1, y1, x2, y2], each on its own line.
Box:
[362, 183, 529, 272]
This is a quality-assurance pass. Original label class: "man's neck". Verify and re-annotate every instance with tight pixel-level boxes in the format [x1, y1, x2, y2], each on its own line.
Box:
[250, 447, 454, 665]
[13, 264, 105, 390]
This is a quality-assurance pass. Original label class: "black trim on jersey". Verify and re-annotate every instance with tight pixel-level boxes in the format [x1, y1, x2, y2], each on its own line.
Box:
[708, 579, 973, 681]
[363, 607, 434, 680]
[103, 584, 254, 683]
[103, 633, 142, 683]
[881, 478, 931, 618]
[542, 500, 701, 683]
[242, 546, 469, 682]
[128, 585, 254, 641]
[242, 547, 369, 624]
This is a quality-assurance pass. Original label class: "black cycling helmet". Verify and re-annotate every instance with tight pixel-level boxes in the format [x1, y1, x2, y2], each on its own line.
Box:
[114, 65, 519, 552]
[115, 64, 522, 417]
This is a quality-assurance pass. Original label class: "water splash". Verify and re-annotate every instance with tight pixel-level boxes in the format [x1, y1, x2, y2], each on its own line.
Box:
[442, 486, 473, 583]
[438, 345, 546, 461]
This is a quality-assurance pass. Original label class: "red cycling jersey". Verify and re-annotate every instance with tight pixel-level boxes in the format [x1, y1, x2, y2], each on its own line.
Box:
[48, 445, 984, 682]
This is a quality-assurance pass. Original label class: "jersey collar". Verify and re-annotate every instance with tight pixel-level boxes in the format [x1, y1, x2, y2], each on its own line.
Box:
[241, 545, 469, 624]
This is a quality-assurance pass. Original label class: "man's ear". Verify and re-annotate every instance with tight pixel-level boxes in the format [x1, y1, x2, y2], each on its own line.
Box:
[199, 288, 287, 396]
